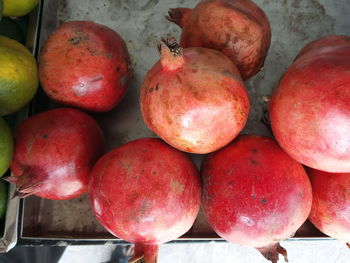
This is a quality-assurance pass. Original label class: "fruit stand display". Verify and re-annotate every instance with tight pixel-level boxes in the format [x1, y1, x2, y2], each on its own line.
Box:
[0, 0, 41, 252]
[0, 0, 349, 262]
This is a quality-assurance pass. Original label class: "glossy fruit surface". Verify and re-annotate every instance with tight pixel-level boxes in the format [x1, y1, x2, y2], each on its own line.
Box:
[140, 39, 249, 154]
[89, 138, 201, 262]
[308, 169, 350, 243]
[0, 35, 38, 116]
[9, 108, 104, 200]
[202, 135, 312, 262]
[270, 38, 350, 172]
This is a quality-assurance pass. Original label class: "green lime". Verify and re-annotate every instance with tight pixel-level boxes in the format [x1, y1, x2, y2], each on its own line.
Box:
[3, 0, 39, 17]
[0, 35, 38, 116]
[0, 17, 24, 43]
[0, 117, 13, 177]
[0, 180, 7, 220]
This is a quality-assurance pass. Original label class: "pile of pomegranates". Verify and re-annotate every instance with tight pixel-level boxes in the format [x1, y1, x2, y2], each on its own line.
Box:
[2, 0, 350, 262]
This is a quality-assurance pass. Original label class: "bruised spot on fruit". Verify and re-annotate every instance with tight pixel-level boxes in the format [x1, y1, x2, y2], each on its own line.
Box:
[228, 181, 234, 186]
[251, 193, 257, 199]
[261, 198, 267, 204]
[170, 180, 185, 194]
[250, 159, 258, 165]
[67, 31, 89, 45]
[90, 76, 103, 82]
[176, 74, 182, 83]
[116, 67, 120, 72]
[166, 116, 173, 125]
[121, 162, 132, 174]
[251, 149, 258, 153]
[42, 134, 49, 139]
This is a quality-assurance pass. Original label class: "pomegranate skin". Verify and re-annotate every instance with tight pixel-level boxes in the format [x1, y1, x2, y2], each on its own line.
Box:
[89, 138, 201, 261]
[39, 21, 132, 112]
[295, 35, 350, 61]
[308, 169, 350, 243]
[270, 40, 350, 173]
[10, 108, 105, 200]
[202, 135, 312, 261]
[140, 40, 250, 154]
[167, 0, 271, 80]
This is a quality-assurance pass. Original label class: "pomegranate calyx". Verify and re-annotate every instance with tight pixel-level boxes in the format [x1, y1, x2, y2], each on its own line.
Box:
[257, 243, 288, 263]
[166, 8, 192, 28]
[2, 175, 19, 184]
[10, 171, 43, 199]
[130, 243, 158, 263]
[128, 255, 145, 263]
[158, 37, 184, 71]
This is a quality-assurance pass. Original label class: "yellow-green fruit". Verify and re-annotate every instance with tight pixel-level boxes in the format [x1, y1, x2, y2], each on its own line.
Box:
[0, 35, 38, 116]
[3, 0, 39, 17]
[0, 117, 13, 177]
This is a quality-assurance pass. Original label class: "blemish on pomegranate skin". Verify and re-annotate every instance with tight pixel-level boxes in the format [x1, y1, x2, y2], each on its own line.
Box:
[250, 159, 258, 165]
[176, 74, 182, 83]
[170, 180, 185, 194]
[261, 198, 267, 204]
[42, 134, 49, 139]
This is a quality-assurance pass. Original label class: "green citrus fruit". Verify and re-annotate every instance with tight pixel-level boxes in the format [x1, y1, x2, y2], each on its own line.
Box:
[0, 117, 13, 177]
[0, 180, 7, 220]
[0, 35, 38, 116]
[3, 0, 39, 17]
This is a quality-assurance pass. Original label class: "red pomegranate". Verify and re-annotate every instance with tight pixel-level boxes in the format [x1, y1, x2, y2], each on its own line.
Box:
[270, 36, 350, 173]
[8, 108, 104, 200]
[140, 38, 250, 154]
[89, 138, 201, 262]
[201, 135, 312, 263]
[308, 169, 350, 246]
[295, 35, 350, 61]
[167, 0, 271, 80]
[39, 21, 132, 112]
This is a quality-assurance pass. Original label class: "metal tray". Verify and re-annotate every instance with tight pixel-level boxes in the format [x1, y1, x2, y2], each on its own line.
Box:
[0, 3, 42, 252]
[20, 0, 349, 242]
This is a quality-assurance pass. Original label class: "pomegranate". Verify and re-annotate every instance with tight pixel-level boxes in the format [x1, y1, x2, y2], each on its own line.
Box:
[295, 35, 350, 61]
[270, 36, 350, 172]
[201, 135, 312, 263]
[167, 0, 271, 80]
[39, 21, 132, 112]
[7, 108, 104, 200]
[308, 169, 350, 246]
[89, 138, 201, 263]
[140, 38, 250, 154]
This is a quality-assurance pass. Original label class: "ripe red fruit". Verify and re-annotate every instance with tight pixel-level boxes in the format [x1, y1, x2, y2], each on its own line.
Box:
[89, 138, 201, 262]
[8, 108, 104, 200]
[295, 35, 350, 61]
[202, 135, 312, 263]
[140, 38, 250, 154]
[167, 0, 271, 80]
[39, 21, 132, 112]
[270, 36, 350, 172]
[308, 169, 350, 246]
